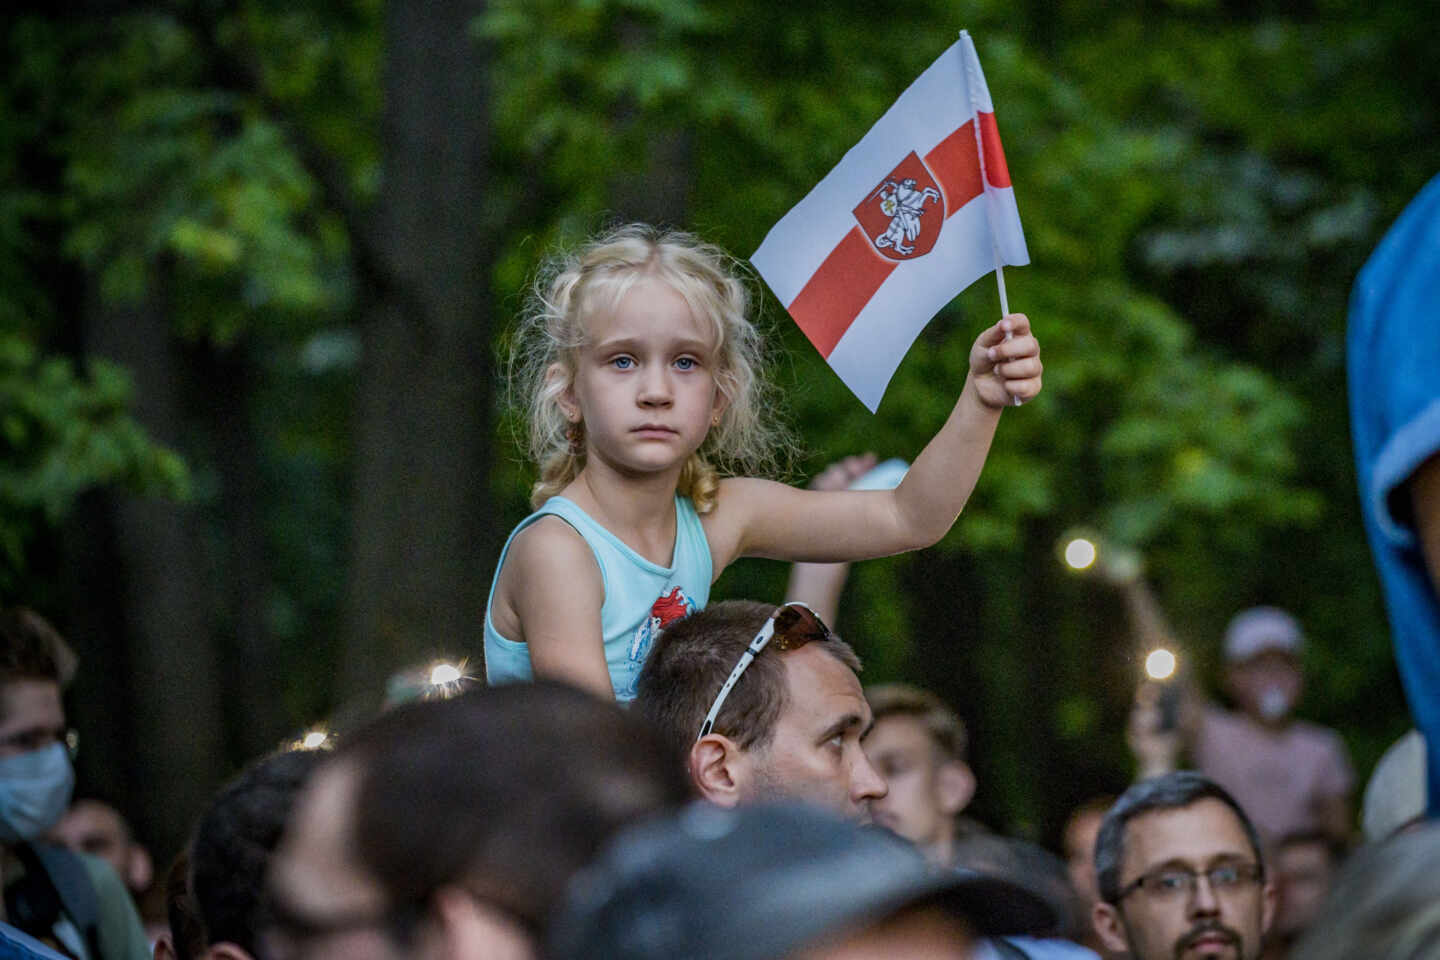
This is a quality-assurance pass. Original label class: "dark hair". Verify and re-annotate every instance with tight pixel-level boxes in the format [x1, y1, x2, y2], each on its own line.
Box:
[952, 833, 1080, 940]
[164, 850, 207, 960]
[1094, 771, 1265, 904]
[865, 682, 968, 762]
[341, 681, 692, 934]
[189, 747, 328, 955]
[634, 600, 861, 763]
[0, 607, 76, 692]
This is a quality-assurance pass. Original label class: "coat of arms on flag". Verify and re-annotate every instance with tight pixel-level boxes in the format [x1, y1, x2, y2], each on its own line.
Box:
[855, 153, 946, 260]
[751, 31, 1028, 412]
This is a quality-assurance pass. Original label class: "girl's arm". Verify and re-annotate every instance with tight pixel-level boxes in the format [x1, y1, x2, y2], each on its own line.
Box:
[498, 517, 615, 698]
[706, 314, 1040, 568]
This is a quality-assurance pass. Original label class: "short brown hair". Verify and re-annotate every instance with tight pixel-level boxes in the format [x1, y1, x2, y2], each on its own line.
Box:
[0, 607, 77, 690]
[864, 682, 968, 762]
[635, 600, 862, 763]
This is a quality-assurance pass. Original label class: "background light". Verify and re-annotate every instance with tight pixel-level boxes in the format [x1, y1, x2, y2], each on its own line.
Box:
[429, 662, 463, 686]
[301, 730, 329, 749]
[1064, 538, 1097, 571]
[1145, 648, 1177, 680]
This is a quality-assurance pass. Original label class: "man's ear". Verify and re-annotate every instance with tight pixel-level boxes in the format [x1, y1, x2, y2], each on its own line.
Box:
[1260, 880, 1277, 936]
[936, 761, 976, 817]
[431, 885, 534, 960]
[126, 844, 154, 893]
[688, 735, 747, 808]
[203, 943, 257, 960]
[1091, 901, 1130, 955]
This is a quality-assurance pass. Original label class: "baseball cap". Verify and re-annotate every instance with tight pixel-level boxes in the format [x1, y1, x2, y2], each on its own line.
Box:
[545, 803, 1058, 960]
[1361, 729, 1428, 842]
[1223, 606, 1304, 663]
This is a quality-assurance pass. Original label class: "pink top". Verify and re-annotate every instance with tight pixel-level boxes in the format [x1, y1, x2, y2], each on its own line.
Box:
[1193, 705, 1354, 849]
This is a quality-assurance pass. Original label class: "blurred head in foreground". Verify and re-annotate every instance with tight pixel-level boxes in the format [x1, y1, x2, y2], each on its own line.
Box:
[635, 600, 885, 819]
[165, 746, 330, 960]
[1289, 822, 1440, 960]
[545, 802, 1056, 960]
[262, 682, 690, 960]
[1092, 771, 1274, 960]
[862, 682, 976, 867]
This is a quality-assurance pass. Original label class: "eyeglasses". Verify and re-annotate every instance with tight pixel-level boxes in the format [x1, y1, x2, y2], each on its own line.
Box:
[696, 602, 832, 741]
[1117, 862, 1264, 902]
[0, 726, 78, 760]
[261, 894, 423, 960]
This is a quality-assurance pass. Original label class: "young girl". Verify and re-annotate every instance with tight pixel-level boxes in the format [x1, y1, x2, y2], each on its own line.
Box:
[485, 223, 1041, 701]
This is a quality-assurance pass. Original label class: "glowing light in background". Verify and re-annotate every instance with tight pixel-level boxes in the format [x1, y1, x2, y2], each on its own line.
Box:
[1145, 648, 1177, 681]
[430, 662, 463, 686]
[301, 730, 329, 749]
[1064, 538, 1097, 571]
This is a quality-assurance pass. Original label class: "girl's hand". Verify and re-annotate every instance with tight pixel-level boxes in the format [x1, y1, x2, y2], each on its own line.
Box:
[968, 313, 1042, 409]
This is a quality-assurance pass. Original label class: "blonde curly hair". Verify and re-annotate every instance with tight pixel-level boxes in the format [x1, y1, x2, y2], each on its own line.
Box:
[507, 223, 792, 513]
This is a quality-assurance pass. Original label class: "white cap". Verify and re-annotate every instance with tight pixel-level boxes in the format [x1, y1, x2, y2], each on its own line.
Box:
[1223, 606, 1303, 663]
[1362, 729, 1428, 842]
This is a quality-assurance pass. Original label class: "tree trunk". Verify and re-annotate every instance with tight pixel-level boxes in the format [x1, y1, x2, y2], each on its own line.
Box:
[339, 0, 498, 700]
[78, 280, 228, 862]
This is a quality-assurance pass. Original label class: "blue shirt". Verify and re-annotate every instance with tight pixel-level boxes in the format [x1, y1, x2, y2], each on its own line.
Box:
[485, 496, 713, 701]
[1348, 171, 1440, 815]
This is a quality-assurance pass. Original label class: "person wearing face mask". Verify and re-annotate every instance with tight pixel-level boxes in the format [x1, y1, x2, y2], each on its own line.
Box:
[0, 608, 149, 960]
[1128, 607, 1355, 853]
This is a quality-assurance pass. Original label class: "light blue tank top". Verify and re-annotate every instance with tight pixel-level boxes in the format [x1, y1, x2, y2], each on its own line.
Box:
[484, 495, 713, 701]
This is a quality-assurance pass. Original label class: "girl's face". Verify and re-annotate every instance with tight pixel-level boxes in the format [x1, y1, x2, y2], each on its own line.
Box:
[563, 276, 726, 479]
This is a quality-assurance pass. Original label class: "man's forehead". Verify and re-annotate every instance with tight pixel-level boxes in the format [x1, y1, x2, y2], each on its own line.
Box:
[1122, 798, 1256, 872]
[272, 760, 386, 911]
[0, 678, 64, 730]
[863, 714, 932, 751]
[779, 646, 870, 728]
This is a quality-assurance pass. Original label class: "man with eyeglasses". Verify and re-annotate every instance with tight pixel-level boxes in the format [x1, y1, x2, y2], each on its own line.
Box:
[261, 682, 690, 960]
[0, 608, 149, 960]
[1091, 772, 1274, 960]
[634, 599, 887, 820]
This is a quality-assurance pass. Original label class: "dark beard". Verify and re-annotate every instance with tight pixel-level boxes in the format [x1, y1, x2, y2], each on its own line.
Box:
[1172, 920, 1243, 959]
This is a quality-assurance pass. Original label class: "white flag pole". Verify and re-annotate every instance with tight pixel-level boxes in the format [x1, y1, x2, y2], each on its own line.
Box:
[961, 30, 1021, 405]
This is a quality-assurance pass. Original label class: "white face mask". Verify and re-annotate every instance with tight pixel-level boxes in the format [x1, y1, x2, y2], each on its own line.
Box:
[1258, 685, 1292, 722]
[0, 743, 75, 844]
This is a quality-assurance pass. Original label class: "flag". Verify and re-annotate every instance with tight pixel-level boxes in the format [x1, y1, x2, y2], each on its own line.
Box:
[750, 31, 1028, 412]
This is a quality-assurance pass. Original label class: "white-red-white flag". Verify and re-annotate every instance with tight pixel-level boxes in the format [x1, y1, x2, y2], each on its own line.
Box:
[751, 32, 1028, 412]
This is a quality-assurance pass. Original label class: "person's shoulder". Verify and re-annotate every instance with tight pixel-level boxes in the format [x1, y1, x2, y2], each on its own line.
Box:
[506, 514, 598, 580]
[0, 922, 69, 960]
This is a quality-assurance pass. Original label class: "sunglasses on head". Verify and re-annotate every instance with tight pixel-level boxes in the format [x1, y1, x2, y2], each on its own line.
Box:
[696, 602, 833, 741]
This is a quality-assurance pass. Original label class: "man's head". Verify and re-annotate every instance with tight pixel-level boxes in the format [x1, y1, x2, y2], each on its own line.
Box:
[1222, 608, 1304, 727]
[546, 802, 1057, 960]
[48, 798, 153, 894]
[1270, 832, 1342, 945]
[862, 683, 975, 864]
[634, 600, 885, 820]
[1062, 795, 1114, 912]
[263, 682, 691, 960]
[180, 746, 328, 960]
[1093, 772, 1274, 960]
[0, 607, 77, 847]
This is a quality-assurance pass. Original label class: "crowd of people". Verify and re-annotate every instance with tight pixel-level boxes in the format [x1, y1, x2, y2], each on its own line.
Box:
[2, 172, 1438, 960]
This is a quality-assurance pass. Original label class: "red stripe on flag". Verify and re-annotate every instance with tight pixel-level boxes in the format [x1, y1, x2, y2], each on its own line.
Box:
[924, 123, 982, 218]
[980, 112, 1011, 188]
[786, 227, 896, 359]
[923, 112, 1011, 217]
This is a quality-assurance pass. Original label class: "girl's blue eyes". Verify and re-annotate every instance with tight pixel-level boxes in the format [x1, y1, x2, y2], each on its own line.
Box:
[609, 356, 699, 370]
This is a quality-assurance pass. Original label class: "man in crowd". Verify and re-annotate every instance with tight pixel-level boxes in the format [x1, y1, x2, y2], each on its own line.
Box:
[153, 746, 328, 960]
[1091, 771, 1274, 960]
[634, 600, 886, 819]
[862, 682, 977, 866]
[1259, 831, 1343, 960]
[46, 802, 151, 903]
[263, 681, 690, 960]
[0, 608, 149, 960]
[1348, 170, 1440, 822]
[545, 802, 1056, 960]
